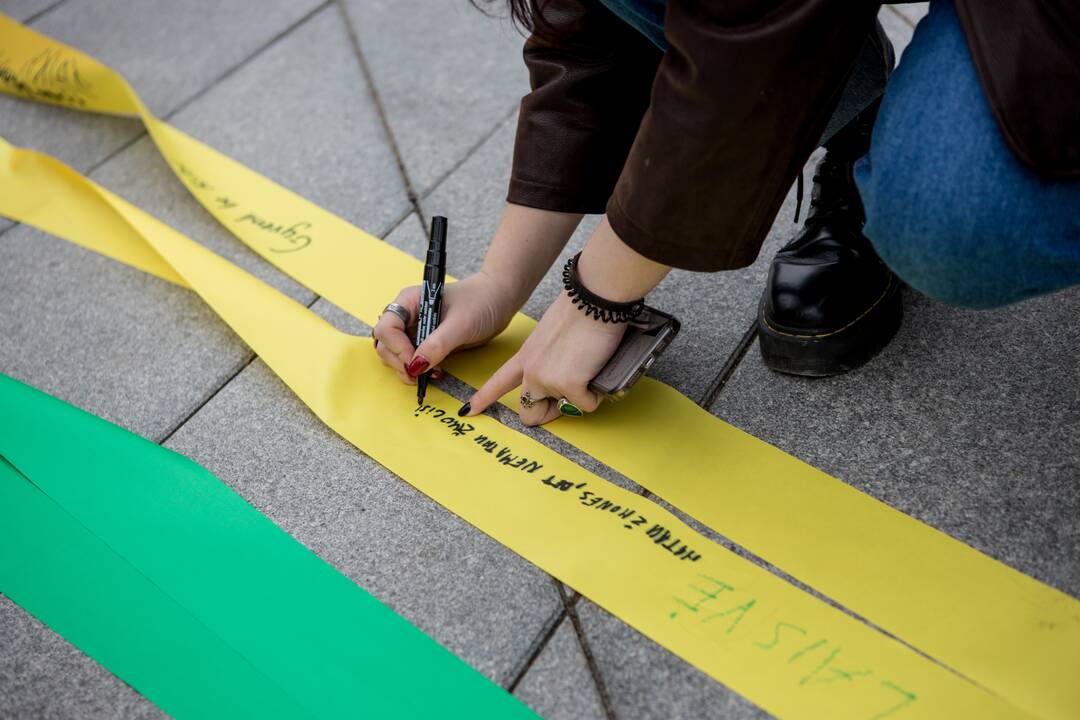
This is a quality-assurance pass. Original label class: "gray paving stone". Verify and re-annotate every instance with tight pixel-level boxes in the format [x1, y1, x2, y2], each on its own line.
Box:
[712, 288, 1080, 599]
[513, 617, 608, 720]
[0, 595, 164, 720]
[0, 0, 322, 173]
[577, 599, 769, 720]
[341, 0, 527, 194]
[163, 335, 563, 687]
[0, 97, 141, 184]
[166, 5, 411, 240]
[0, 224, 250, 441]
[89, 5, 409, 304]
[417, 113, 810, 401]
[1, 0, 61, 23]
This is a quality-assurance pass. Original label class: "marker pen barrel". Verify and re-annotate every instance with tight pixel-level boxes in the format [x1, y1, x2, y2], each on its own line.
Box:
[415, 216, 447, 405]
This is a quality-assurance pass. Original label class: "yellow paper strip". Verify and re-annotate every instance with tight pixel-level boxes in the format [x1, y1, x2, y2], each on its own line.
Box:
[1, 14, 1078, 718]
[0, 135, 1028, 720]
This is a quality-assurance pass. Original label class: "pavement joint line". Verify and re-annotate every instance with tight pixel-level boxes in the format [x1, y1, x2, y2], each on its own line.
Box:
[135, 0, 335, 135]
[884, 4, 918, 29]
[710, 531, 971, 686]
[505, 585, 568, 692]
[381, 206, 421, 244]
[561, 589, 619, 720]
[334, 0, 427, 229]
[154, 352, 257, 446]
[698, 318, 760, 410]
[635, 459, 969, 687]
[592, 309, 748, 520]
[21, 0, 69, 25]
[417, 103, 520, 204]
[411, 210, 428, 237]
[0, 0, 333, 244]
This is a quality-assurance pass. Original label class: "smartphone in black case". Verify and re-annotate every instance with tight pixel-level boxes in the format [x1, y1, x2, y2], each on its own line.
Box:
[588, 306, 680, 398]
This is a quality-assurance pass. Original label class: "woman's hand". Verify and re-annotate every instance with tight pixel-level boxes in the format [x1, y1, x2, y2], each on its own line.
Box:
[372, 271, 518, 383]
[464, 291, 626, 425]
[463, 217, 671, 426]
[372, 203, 585, 384]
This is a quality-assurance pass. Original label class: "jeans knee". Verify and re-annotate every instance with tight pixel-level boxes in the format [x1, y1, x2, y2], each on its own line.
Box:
[852, 0, 1080, 308]
[859, 180, 1038, 309]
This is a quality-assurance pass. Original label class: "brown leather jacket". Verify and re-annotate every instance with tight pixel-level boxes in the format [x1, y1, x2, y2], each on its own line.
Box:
[507, 0, 1080, 272]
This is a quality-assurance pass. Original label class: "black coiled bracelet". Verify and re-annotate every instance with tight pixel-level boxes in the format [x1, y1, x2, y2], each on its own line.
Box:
[562, 252, 646, 324]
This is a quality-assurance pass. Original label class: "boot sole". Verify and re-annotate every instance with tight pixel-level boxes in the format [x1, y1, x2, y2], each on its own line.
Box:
[757, 278, 903, 378]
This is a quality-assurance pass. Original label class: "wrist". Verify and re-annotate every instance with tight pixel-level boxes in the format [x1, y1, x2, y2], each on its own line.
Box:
[577, 217, 670, 302]
[562, 253, 646, 324]
[555, 291, 628, 337]
[475, 266, 528, 315]
[479, 203, 584, 308]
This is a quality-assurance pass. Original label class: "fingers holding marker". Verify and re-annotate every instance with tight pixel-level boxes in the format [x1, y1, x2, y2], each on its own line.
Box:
[408, 309, 476, 380]
[372, 287, 445, 384]
[374, 315, 412, 370]
[374, 288, 421, 378]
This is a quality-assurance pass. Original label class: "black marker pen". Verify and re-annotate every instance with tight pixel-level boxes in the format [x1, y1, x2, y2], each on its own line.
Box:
[415, 216, 447, 406]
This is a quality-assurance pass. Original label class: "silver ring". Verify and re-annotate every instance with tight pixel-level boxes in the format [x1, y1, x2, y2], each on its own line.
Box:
[380, 302, 411, 327]
[520, 390, 542, 409]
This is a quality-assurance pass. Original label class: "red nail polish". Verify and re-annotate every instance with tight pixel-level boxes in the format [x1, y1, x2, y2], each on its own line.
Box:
[431, 368, 444, 380]
[406, 355, 430, 378]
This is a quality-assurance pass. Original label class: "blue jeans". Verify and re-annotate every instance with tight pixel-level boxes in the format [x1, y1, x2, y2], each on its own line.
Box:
[601, 0, 1080, 308]
[856, 0, 1080, 308]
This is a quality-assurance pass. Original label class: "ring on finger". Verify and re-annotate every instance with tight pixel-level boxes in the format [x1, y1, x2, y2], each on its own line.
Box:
[380, 302, 411, 327]
[520, 390, 543, 409]
[557, 398, 583, 417]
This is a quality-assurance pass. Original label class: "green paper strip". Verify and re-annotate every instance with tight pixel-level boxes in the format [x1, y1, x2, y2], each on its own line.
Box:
[0, 457, 315, 719]
[0, 374, 534, 719]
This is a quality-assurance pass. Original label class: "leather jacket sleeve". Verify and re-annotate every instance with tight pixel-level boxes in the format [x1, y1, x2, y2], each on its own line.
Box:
[508, 0, 662, 214]
[508, 0, 878, 271]
[955, 0, 1080, 178]
[607, 0, 881, 271]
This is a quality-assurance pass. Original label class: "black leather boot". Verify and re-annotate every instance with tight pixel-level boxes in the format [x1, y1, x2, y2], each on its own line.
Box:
[758, 103, 901, 377]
